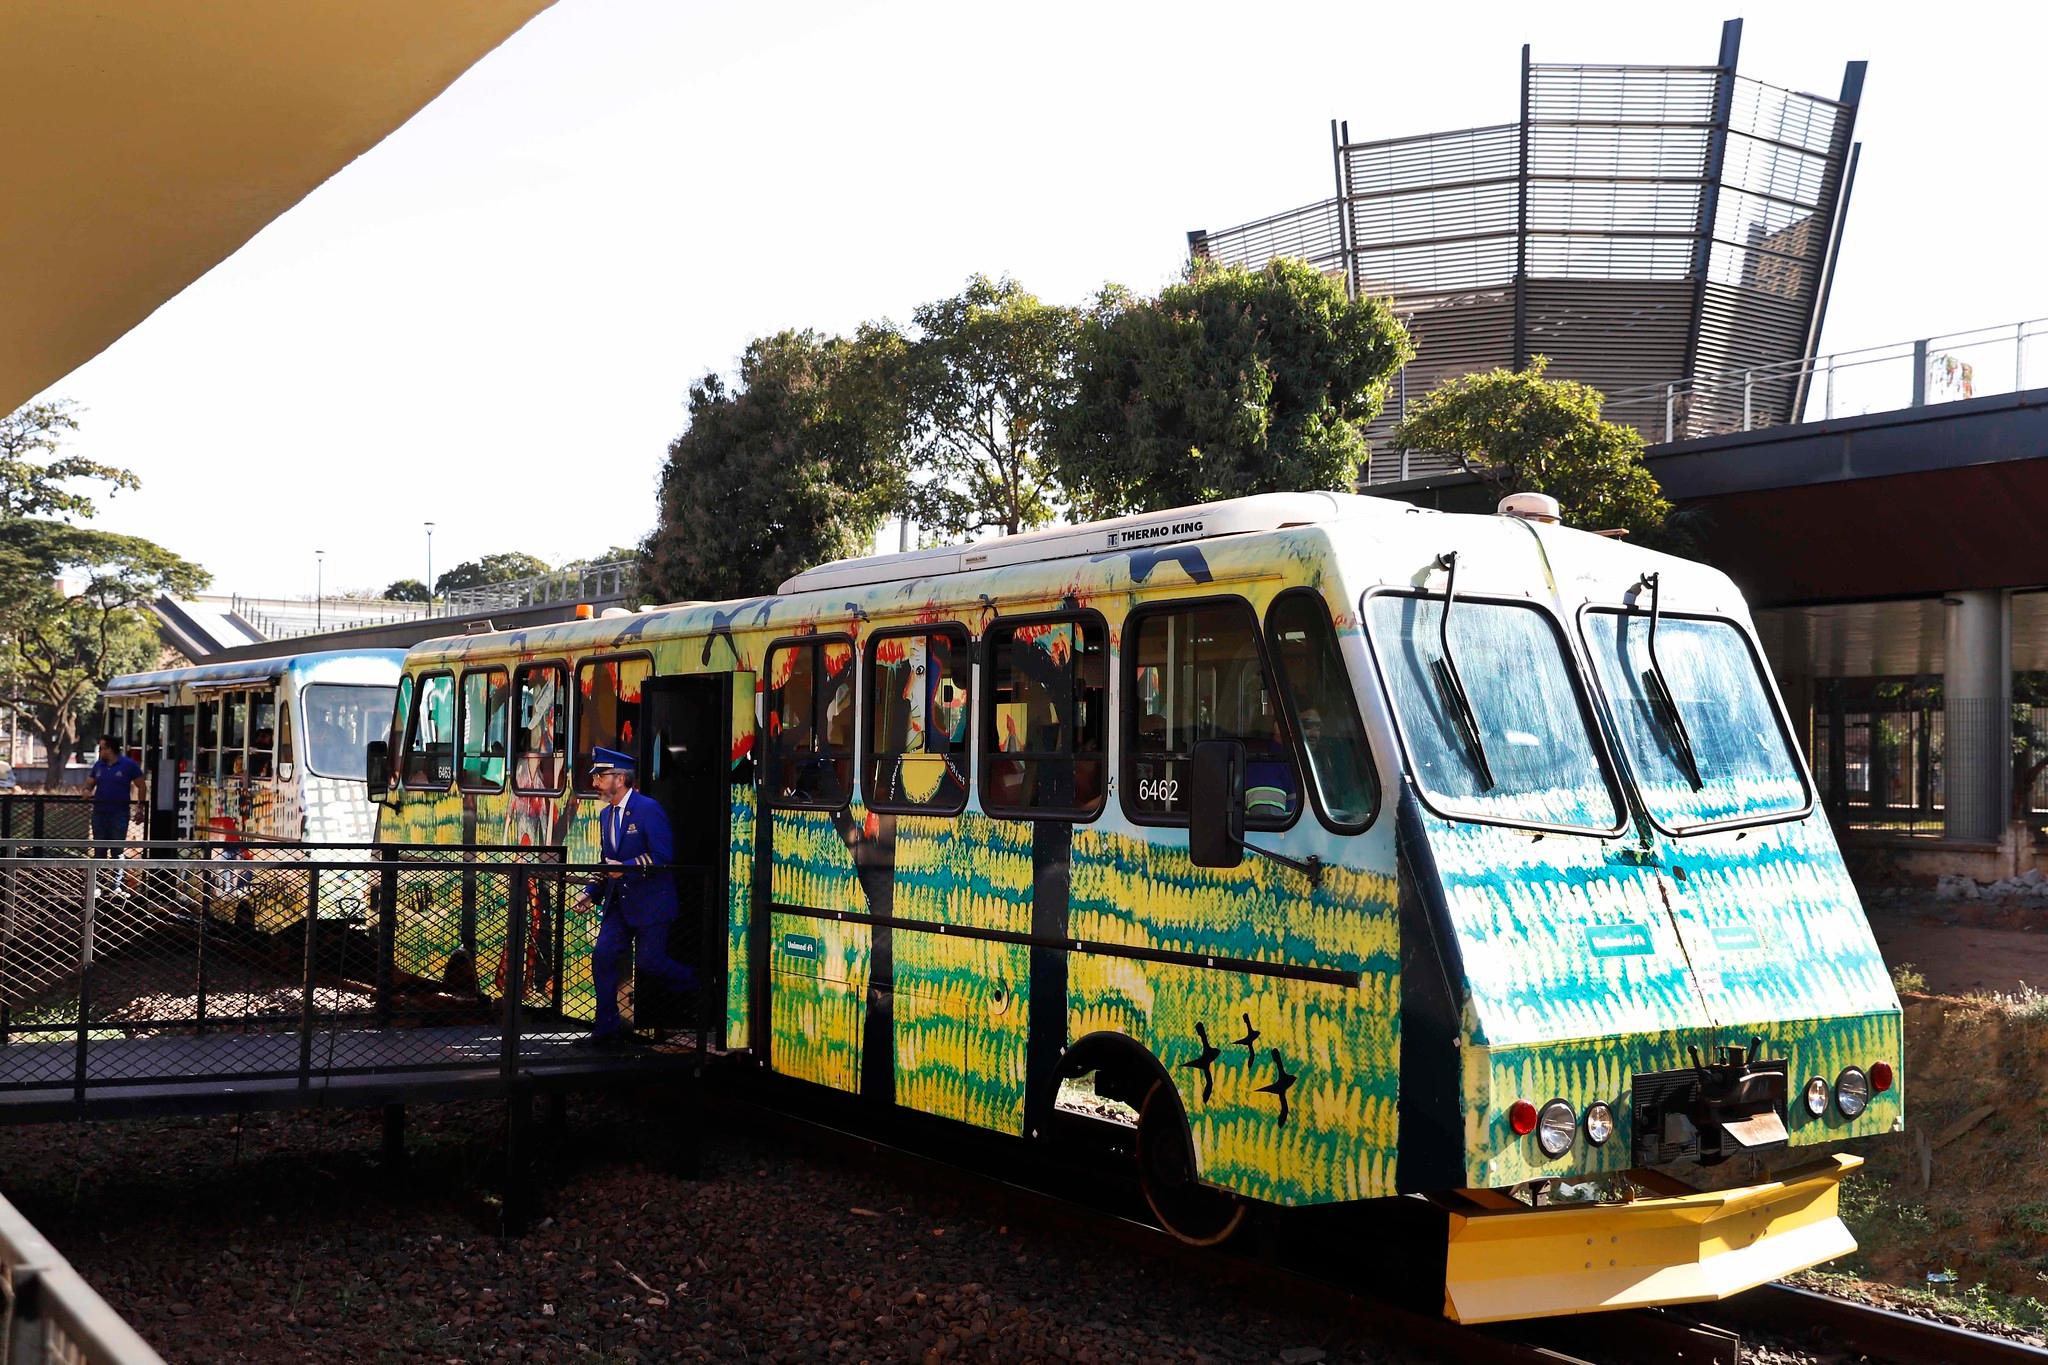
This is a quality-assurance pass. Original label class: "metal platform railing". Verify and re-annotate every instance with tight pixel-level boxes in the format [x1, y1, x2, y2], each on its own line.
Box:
[1, 1187, 166, 1364]
[0, 841, 718, 1105]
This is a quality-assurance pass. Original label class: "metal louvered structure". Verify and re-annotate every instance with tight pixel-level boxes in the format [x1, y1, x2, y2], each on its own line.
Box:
[1187, 20, 1864, 484]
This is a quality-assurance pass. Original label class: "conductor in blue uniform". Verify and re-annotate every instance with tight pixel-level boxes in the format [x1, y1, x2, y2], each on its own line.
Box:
[572, 746, 698, 1047]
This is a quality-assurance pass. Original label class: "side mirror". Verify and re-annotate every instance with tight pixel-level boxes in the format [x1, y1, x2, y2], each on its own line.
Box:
[365, 740, 391, 801]
[1188, 739, 1246, 870]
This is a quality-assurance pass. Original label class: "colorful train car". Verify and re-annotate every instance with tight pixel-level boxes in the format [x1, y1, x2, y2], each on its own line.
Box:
[104, 650, 402, 845]
[371, 492, 1900, 1322]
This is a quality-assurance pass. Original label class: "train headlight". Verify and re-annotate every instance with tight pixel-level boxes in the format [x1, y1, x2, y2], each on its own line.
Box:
[1583, 1101, 1615, 1147]
[1536, 1100, 1577, 1158]
[1835, 1067, 1871, 1118]
[1803, 1076, 1831, 1117]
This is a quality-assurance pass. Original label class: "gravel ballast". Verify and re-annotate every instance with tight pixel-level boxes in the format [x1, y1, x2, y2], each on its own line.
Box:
[3, 1093, 1423, 1363]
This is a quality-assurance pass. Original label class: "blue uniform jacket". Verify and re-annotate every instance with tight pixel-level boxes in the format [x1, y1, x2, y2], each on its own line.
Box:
[586, 789, 679, 928]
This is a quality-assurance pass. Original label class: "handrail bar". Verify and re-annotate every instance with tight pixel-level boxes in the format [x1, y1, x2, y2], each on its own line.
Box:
[0, 1186, 167, 1363]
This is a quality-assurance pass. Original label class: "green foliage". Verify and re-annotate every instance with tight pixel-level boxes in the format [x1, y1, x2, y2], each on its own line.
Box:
[1051, 259, 1413, 518]
[381, 578, 429, 602]
[1891, 961, 1928, 994]
[891, 275, 1081, 539]
[1393, 358, 1673, 542]
[433, 552, 551, 595]
[0, 400, 138, 521]
[0, 400, 207, 781]
[644, 329, 905, 602]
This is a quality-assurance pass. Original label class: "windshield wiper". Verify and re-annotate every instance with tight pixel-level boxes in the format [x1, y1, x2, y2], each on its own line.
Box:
[1430, 552, 1495, 790]
[1634, 572, 1705, 792]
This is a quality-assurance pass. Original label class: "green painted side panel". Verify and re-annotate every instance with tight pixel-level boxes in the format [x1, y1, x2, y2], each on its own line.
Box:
[890, 812, 1031, 1133]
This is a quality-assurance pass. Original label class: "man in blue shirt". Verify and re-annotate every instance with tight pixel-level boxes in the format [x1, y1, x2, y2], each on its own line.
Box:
[88, 736, 143, 862]
[571, 746, 697, 1047]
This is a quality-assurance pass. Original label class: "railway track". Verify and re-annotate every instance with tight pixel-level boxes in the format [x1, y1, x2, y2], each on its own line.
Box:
[704, 1081, 2048, 1364]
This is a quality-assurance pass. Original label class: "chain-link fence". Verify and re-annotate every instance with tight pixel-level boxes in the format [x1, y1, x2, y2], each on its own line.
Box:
[0, 842, 720, 1101]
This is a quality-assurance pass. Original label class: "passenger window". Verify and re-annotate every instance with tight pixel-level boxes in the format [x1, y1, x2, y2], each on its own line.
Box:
[766, 640, 855, 808]
[389, 675, 414, 770]
[574, 656, 651, 792]
[514, 664, 568, 794]
[277, 703, 295, 771]
[1126, 601, 1299, 827]
[458, 668, 511, 791]
[1267, 593, 1378, 831]
[983, 616, 1107, 819]
[197, 699, 219, 778]
[223, 691, 249, 777]
[403, 673, 456, 788]
[866, 628, 971, 813]
[249, 690, 277, 780]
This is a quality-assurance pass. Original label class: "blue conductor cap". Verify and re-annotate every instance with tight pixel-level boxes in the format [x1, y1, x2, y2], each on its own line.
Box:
[588, 746, 636, 775]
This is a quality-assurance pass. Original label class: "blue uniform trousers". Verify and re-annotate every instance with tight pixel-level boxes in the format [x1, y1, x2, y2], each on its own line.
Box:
[590, 913, 698, 1037]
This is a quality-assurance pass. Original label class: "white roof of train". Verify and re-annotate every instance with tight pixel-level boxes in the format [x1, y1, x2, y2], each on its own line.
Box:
[779, 492, 1425, 593]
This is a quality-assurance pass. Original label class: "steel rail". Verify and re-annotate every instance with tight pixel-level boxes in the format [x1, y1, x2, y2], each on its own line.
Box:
[1700, 1281, 2048, 1364]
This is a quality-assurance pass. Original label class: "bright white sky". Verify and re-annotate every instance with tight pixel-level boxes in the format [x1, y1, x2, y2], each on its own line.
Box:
[33, 0, 2048, 597]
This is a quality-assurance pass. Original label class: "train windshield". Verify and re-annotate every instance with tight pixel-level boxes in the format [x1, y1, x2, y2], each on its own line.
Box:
[1368, 594, 1621, 833]
[1581, 611, 1807, 830]
[301, 683, 398, 781]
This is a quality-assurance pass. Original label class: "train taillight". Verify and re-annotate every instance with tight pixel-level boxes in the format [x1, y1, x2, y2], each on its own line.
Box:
[1508, 1100, 1538, 1136]
[1870, 1060, 1894, 1093]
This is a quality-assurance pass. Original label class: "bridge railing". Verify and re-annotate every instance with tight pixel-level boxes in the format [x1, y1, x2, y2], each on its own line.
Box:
[1605, 316, 2048, 444]
[0, 842, 717, 1100]
[1, 1187, 167, 1364]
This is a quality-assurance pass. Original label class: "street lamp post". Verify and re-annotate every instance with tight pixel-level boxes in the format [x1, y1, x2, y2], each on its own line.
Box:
[316, 550, 325, 629]
[424, 521, 436, 614]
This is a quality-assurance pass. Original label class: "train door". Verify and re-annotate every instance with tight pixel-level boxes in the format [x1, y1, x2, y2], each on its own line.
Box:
[144, 703, 179, 842]
[637, 672, 752, 1044]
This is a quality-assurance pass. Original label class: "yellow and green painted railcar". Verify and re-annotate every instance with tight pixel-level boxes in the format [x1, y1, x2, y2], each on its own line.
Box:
[371, 492, 1900, 1322]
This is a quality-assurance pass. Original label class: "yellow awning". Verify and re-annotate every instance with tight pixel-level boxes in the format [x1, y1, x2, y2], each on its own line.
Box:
[0, 0, 555, 413]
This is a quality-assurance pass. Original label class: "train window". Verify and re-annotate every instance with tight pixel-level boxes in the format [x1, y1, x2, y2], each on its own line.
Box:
[197, 699, 219, 778]
[222, 691, 249, 777]
[982, 615, 1107, 820]
[864, 627, 971, 814]
[1581, 610, 1808, 831]
[765, 639, 856, 809]
[1367, 594, 1621, 834]
[574, 655, 651, 793]
[303, 684, 395, 781]
[1267, 592, 1378, 832]
[248, 690, 277, 780]
[389, 675, 414, 773]
[402, 672, 456, 788]
[1125, 600, 1299, 828]
[513, 664, 568, 794]
[277, 703, 294, 772]
[458, 668, 511, 792]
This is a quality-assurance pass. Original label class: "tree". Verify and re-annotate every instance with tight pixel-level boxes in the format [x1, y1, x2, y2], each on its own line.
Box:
[434, 552, 551, 595]
[0, 401, 137, 520]
[1050, 259, 1413, 518]
[645, 328, 905, 603]
[382, 578, 429, 602]
[1392, 359, 1673, 541]
[897, 275, 1081, 540]
[0, 403, 208, 782]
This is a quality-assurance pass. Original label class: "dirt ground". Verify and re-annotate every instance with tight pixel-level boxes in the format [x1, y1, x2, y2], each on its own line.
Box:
[1818, 887, 2048, 1328]
[1869, 898, 2048, 995]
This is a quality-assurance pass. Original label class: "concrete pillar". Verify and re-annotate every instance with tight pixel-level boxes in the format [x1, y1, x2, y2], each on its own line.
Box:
[1943, 590, 2012, 842]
